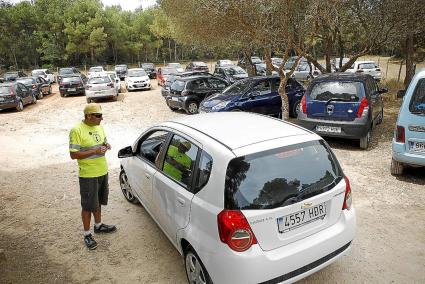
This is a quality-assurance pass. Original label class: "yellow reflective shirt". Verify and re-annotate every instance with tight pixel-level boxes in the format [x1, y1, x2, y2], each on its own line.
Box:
[69, 121, 108, 178]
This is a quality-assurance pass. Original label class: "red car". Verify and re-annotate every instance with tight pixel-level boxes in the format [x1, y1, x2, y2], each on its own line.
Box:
[157, 67, 178, 86]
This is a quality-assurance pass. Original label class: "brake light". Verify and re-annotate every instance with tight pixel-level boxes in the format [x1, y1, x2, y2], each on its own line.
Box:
[395, 125, 405, 143]
[342, 176, 352, 210]
[301, 95, 307, 113]
[217, 210, 257, 252]
[9, 86, 15, 96]
[357, 97, 369, 118]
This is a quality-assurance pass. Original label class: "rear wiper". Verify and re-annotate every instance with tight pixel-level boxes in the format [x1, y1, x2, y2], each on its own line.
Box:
[326, 98, 353, 104]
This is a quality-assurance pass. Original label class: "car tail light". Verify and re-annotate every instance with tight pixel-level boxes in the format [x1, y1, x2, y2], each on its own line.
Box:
[107, 83, 114, 88]
[357, 97, 369, 118]
[342, 176, 352, 210]
[301, 95, 307, 114]
[395, 125, 405, 143]
[32, 84, 37, 89]
[9, 86, 16, 96]
[217, 210, 257, 252]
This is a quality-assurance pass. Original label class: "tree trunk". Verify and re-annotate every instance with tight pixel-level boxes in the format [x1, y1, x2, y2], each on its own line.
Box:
[168, 39, 172, 62]
[174, 41, 177, 61]
[404, 32, 415, 87]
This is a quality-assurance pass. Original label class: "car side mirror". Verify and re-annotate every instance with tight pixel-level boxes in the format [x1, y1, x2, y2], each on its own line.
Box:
[118, 146, 134, 158]
[379, 87, 388, 94]
[397, 90, 406, 98]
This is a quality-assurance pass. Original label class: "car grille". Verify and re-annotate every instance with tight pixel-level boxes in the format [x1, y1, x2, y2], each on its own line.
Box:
[260, 242, 351, 284]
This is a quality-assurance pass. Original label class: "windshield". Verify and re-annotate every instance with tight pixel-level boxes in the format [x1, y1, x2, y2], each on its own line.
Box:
[115, 66, 127, 71]
[409, 78, 425, 114]
[170, 80, 186, 92]
[32, 71, 45, 76]
[142, 64, 154, 69]
[222, 79, 253, 96]
[358, 63, 376, 69]
[17, 79, 34, 85]
[88, 77, 110, 84]
[224, 67, 246, 75]
[251, 57, 262, 64]
[309, 81, 362, 102]
[162, 68, 177, 75]
[89, 67, 103, 72]
[224, 140, 343, 210]
[194, 62, 207, 67]
[128, 70, 147, 77]
[4, 73, 17, 79]
[219, 60, 232, 65]
[62, 77, 81, 83]
[60, 69, 74, 75]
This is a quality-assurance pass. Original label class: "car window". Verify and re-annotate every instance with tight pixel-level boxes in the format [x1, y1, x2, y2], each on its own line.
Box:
[171, 80, 186, 92]
[162, 135, 199, 187]
[222, 79, 253, 96]
[309, 81, 363, 102]
[252, 80, 271, 95]
[194, 151, 213, 193]
[359, 63, 375, 69]
[409, 78, 425, 114]
[17, 79, 33, 85]
[62, 77, 81, 83]
[208, 78, 227, 89]
[188, 79, 208, 90]
[88, 77, 110, 84]
[32, 71, 45, 76]
[224, 140, 343, 210]
[137, 130, 169, 164]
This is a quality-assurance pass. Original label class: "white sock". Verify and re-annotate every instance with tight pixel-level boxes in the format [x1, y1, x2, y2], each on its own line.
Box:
[95, 223, 102, 228]
[84, 230, 91, 236]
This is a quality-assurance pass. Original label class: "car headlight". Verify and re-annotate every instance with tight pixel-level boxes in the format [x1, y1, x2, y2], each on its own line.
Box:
[212, 101, 229, 110]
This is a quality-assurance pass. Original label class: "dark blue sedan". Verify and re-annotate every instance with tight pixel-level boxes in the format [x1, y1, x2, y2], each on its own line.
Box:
[199, 76, 305, 117]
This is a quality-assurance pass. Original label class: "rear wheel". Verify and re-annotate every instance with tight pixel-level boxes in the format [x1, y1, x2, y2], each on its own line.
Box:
[184, 246, 212, 284]
[291, 100, 301, 118]
[186, 101, 199, 114]
[360, 129, 371, 150]
[48, 86, 52, 95]
[32, 95, 37, 104]
[37, 91, 43, 99]
[390, 158, 404, 175]
[119, 170, 138, 203]
[16, 100, 24, 112]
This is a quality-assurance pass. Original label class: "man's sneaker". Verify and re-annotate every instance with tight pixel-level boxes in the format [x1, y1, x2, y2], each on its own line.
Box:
[84, 234, 98, 250]
[94, 223, 117, 234]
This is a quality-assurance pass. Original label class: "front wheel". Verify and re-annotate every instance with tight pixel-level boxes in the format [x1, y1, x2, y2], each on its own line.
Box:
[184, 247, 212, 284]
[390, 158, 404, 175]
[37, 91, 43, 99]
[119, 170, 138, 203]
[32, 95, 37, 104]
[16, 100, 24, 111]
[186, 101, 199, 114]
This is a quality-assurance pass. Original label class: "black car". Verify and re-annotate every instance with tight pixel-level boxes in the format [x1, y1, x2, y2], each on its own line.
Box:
[161, 71, 211, 98]
[166, 75, 229, 114]
[57, 67, 81, 83]
[185, 61, 209, 72]
[213, 65, 248, 83]
[141, 63, 157, 79]
[3, 71, 27, 81]
[115, 64, 128, 80]
[297, 73, 387, 149]
[16, 76, 51, 100]
[59, 75, 85, 97]
[0, 81, 36, 111]
[199, 76, 305, 118]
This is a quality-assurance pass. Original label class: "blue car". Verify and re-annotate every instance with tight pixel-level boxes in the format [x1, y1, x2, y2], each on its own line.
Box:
[199, 76, 305, 117]
[297, 73, 386, 149]
[391, 68, 425, 175]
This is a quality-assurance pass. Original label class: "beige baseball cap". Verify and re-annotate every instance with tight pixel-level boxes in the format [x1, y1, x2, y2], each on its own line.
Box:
[83, 103, 102, 114]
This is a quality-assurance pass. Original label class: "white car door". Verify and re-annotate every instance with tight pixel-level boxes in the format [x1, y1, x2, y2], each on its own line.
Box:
[152, 134, 199, 245]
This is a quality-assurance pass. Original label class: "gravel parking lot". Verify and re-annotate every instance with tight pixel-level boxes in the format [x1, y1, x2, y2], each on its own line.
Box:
[0, 81, 424, 283]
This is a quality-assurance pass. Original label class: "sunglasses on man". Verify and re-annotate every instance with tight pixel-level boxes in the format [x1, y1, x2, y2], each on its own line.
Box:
[91, 113, 103, 118]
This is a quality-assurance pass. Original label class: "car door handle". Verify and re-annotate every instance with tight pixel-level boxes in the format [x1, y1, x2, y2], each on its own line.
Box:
[177, 197, 185, 206]
[145, 173, 150, 179]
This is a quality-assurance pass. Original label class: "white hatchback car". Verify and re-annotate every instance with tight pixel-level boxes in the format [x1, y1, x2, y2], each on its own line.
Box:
[345, 61, 382, 81]
[85, 75, 118, 103]
[118, 112, 356, 284]
[31, 69, 56, 83]
[125, 68, 151, 91]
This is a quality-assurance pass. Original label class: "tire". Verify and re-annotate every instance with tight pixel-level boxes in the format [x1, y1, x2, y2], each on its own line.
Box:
[390, 158, 404, 175]
[186, 101, 199, 114]
[119, 170, 138, 204]
[60, 93, 65, 97]
[360, 129, 371, 150]
[291, 100, 301, 118]
[86, 98, 91, 103]
[37, 91, 43, 100]
[32, 95, 37, 104]
[16, 100, 24, 112]
[48, 86, 52, 95]
[377, 108, 384, 125]
[184, 246, 212, 284]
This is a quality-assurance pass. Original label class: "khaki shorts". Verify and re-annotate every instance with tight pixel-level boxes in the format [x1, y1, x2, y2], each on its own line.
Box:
[79, 174, 109, 212]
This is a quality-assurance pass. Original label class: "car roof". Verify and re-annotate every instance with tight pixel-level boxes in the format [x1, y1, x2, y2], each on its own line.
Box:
[32, 69, 47, 72]
[165, 112, 312, 150]
[176, 74, 217, 81]
[356, 61, 375, 64]
[312, 72, 372, 82]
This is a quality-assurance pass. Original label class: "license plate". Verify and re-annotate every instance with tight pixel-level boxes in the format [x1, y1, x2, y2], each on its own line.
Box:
[277, 203, 327, 233]
[410, 141, 425, 152]
[171, 97, 179, 101]
[135, 84, 146, 87]
[316, 125, 341, 133]
[68, 88, 76, 92]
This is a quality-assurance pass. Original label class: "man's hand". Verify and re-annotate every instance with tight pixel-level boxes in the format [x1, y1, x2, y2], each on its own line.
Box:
[105, 143, 111, 150]
[97, 146, 108, 154]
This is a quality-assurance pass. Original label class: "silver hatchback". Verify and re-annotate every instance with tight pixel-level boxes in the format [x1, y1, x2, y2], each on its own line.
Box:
[85, 75, 118, 103]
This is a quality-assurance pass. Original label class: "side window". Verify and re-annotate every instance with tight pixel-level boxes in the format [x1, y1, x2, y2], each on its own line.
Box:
[272, 79, 281, 92]
[370, 80, 378, 95]
[409, 78, 425, 113]
[252, 80, 271, 95]
[194, 151, 213, 192]
[162, 135, 199, 187]
[208, 78, 227, 89]
[137, 130, 169, 165]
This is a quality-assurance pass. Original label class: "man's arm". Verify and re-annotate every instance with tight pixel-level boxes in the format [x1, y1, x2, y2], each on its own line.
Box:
[70, 146, 108, 160]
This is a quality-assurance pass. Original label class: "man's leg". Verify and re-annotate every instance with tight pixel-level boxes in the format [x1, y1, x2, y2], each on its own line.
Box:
[93, 174, 116, 234]
[82, 209, 92, 231]
[93, 206, 101, 224]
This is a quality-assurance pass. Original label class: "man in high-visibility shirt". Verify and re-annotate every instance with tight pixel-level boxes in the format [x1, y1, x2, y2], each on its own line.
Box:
[163, 141, 192, 184]
[69, 103, 116, 250]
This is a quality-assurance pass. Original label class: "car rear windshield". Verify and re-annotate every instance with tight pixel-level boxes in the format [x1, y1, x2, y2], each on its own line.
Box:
[17, 79, 33, 85]
[128, 70, 147, 77]
[62, 77, 81, 83]
[409, 78, 425, 114]
[225, 67, 246, 75]
[358, 63, 376, 69]
[60, 69, 74, 75]
[88, 77, 110, 84]
[89, 67, 103, 72]
[224, 140, 343, 210]
[115, 66, 127, 70]
[32, 71, 45, 76]
[171, 80, 186, 92]
[162, 68, 177, 75]
[142, 64, 154, 68]
[309, 81, 363, 102]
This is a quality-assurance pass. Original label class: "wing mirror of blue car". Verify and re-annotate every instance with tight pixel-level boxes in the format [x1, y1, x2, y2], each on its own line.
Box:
[118, 146, 134, 158]
[396, 89, 406, 98]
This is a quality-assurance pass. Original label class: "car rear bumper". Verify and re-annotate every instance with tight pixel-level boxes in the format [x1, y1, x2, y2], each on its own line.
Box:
[0, 101, 18, 110]
[86, 89, 116, 99]
[392, 140, 425, 167]
[166, 96, 187, 109]
[59, 87, 85, 95]
[201, 208, 356, 284]
[297, 115, 369, 139]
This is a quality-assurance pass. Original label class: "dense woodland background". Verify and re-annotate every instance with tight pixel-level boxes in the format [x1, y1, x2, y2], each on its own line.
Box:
[0, 0, 424, 86]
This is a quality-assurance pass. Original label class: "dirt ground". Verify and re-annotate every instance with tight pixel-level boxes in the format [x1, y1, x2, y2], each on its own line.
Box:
[0, 80, 424, 284]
